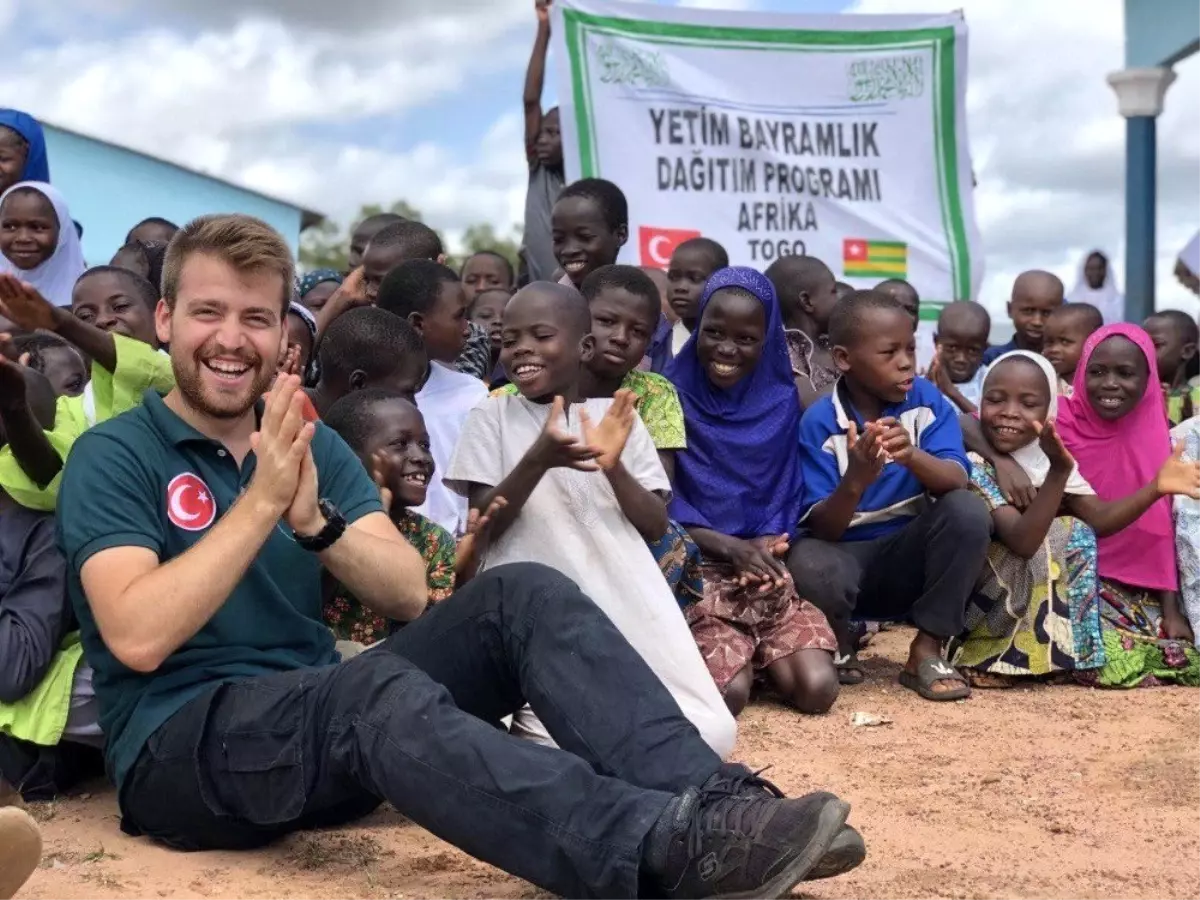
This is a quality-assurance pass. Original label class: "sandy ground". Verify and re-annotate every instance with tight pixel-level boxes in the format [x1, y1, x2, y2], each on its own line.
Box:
[17, 627, 1200, 900]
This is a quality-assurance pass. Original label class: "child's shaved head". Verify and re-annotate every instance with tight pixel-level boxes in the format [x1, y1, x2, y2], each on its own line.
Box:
[937, 301, 990, 339]
[507, 281, 592, 339]
[1049, 302, 1103, 334]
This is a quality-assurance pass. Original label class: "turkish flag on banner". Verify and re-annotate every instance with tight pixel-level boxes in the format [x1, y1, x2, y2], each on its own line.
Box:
[639, 226, 701, 267]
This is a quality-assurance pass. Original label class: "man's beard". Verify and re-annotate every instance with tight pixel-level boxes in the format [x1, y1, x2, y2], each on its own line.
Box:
[172, 350, 274, 420]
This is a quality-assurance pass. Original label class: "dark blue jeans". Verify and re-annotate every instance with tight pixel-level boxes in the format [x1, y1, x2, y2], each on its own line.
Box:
[118, 563, 721, 898]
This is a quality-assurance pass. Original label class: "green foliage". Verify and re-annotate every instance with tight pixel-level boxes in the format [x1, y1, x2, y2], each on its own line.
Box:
[299, 201, 521, 276]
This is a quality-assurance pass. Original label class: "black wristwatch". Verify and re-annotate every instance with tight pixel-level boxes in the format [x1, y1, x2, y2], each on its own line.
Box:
[293, 499, 347, 552]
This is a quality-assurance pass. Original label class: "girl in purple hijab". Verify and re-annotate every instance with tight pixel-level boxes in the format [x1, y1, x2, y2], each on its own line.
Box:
[666, 266, 839, 718]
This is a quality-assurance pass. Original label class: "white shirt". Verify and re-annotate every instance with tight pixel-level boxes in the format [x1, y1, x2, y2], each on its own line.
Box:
[948, 365, 988, 409]
[414, 362, 488, 535]
[445, 394, 736, 758]
[671, 320, 692, 356]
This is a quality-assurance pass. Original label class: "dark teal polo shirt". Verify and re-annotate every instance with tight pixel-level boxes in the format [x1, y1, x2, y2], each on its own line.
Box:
[57, 389, 382, 790]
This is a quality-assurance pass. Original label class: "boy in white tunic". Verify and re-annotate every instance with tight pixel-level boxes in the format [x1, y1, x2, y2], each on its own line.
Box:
[446, 283, 735, 758]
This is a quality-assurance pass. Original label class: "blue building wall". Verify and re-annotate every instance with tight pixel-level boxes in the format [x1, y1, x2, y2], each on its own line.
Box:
[42, 126, 312, 266]
[1124, 0, 1200, 66]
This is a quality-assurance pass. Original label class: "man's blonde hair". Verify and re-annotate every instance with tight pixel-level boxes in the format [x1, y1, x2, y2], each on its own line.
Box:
[161, 214, 295, 313]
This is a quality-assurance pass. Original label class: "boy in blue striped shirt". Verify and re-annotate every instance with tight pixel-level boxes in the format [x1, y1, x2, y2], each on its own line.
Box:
[788, 290, 991, 702]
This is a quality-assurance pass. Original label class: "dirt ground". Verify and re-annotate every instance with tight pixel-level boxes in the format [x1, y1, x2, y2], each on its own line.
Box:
[18, 627, 1200, 900]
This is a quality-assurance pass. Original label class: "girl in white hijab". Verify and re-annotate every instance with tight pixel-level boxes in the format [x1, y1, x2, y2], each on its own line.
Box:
[951, 349, 1100, 685]
[0, 181, 85, 306]
[1067, 249, 1124, 325]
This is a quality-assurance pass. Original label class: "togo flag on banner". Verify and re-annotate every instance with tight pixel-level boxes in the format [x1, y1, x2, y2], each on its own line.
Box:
[553, 0, 984, 303]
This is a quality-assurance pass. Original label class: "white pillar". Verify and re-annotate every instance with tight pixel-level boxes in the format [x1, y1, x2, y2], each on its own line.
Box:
[1106, 67, 1177, 117]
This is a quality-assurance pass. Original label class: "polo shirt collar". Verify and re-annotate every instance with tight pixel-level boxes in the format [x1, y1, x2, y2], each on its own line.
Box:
[832, 379, 904, 430]
[140, 388, 264, 448]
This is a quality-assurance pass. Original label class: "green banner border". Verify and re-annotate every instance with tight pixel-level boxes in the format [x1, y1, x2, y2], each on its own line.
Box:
[561, 7, 972, 301]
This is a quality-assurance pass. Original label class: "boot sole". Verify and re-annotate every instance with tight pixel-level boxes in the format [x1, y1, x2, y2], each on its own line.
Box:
[0, 807, 42, 900]
[717, 798, 850, 899]
[805, 825, 866, 880]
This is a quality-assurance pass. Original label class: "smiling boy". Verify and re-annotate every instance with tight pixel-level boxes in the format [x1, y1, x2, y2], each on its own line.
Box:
[788, 290, 990, 702]
[447, 281, 736, 757]
[551, 178, 628, 289]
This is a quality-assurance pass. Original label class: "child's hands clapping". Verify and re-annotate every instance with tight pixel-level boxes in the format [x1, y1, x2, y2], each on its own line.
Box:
[456, 496, 508, 581]
[875, 416, 914, 465]
[529, 396, 601, 472]
[845, 420, 887, 489]
[1036, 420, 1075, 474]
[579, 389, 636, 470]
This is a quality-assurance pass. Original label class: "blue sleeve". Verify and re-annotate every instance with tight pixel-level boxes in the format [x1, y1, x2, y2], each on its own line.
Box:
[57, 430, 166, 576]
[797, 401, 842, 521]
[311, 424, 384, 526]
[915, 380, 971, 474]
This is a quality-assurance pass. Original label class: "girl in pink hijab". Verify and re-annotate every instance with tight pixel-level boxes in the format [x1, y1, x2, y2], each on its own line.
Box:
[1057, 323, 1200, 686]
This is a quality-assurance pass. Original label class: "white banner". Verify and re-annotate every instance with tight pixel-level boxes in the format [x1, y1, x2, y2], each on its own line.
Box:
[554, 0, 983, 307]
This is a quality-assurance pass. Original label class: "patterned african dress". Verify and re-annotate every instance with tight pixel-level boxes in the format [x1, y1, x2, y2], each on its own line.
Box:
[1076, 581, 1200, 688]
[951, 457, 1105, 677]
[1172, 417, 1200, 641]
[496, 370, 704, 607]
[324, 511, 456, 646]
[687, 563, 836, 691]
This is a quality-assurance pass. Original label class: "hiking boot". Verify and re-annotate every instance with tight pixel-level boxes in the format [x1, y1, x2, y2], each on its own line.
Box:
[0, 807, 41, 900]
[642, 783, 849, 898]
[701, 765, 865, 881]
[700, 763, 783, 800]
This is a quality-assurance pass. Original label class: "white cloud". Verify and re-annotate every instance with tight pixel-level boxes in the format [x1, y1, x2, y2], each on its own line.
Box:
[677, 0, 762, 9]
[0, 1, 535, 247]
[81, 0, 521, 34]
[236, 113, 529, 253]
[4, 0, 1196, 319]
[851, 0, 1199, 315]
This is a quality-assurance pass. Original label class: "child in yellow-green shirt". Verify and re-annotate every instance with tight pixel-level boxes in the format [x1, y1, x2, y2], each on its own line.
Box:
[0, 268, 173, 509]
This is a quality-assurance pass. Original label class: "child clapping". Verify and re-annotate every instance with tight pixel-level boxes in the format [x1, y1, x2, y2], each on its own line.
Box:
[446, 282, 735, 757]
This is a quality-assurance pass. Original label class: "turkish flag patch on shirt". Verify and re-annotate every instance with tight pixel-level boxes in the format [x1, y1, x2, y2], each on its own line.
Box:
[166, 472, 217, 532]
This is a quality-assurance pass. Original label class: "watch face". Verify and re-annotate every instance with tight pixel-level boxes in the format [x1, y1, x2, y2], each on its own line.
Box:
[318, 498, 341, 521]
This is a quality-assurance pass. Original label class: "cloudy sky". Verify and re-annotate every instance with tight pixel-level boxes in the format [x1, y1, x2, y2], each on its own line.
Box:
[1, 0, 1196, 316]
